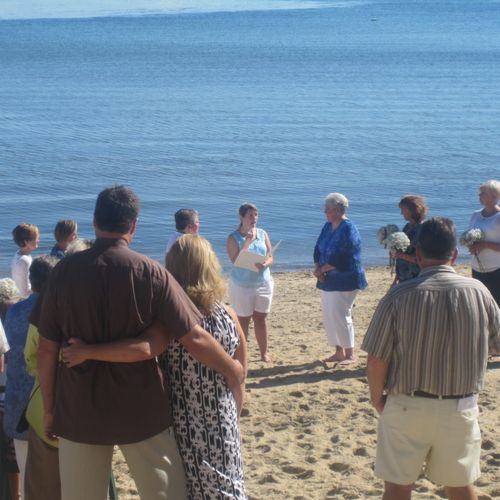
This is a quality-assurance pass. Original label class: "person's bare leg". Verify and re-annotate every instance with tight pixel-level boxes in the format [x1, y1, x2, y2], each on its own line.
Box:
[237, 315, 252, 341]
[252, 311, 271, 362]
[383, 481, 412, 500]
[445, 485, 477, 500]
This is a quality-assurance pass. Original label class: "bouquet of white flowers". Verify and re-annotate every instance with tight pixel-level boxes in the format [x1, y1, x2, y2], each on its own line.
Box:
[376, 224, 400, 272]
[376, 224, 399, 248]
[386, 231, 411, 256]
[459, 228, 486, 271]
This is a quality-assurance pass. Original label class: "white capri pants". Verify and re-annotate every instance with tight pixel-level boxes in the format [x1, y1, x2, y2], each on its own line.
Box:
[321, 289, 358, 348]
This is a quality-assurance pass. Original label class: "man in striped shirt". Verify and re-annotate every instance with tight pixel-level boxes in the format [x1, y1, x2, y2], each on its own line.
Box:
[362, 217, 500, 500]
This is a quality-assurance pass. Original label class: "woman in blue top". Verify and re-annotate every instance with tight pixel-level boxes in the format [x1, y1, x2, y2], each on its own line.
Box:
[227, 203, 274, 362]
[313, 193, 367, 365]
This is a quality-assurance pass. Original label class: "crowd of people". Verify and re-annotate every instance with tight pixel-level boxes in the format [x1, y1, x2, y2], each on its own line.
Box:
[0, 179, 499, 500]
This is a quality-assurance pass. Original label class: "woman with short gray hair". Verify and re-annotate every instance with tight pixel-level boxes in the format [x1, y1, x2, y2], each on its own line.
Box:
[468, 179, 500, 305]
[313, 193, 367, 365]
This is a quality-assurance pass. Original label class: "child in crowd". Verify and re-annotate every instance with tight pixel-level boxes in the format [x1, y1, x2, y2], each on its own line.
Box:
[11, 224, 39, 298]
[50, 220, 78, 259]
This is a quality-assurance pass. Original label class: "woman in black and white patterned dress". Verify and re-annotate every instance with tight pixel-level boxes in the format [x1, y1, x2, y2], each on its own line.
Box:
[160, 234, 247, 499]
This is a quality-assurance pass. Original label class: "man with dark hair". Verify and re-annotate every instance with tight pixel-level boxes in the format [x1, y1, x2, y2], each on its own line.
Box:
[165, 208, 200, 254]
[362, 217, 500, 500]
[37, 186, 243, 500]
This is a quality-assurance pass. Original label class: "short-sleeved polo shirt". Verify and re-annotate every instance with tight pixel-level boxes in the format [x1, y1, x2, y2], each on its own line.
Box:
[38, 238, 202, 445]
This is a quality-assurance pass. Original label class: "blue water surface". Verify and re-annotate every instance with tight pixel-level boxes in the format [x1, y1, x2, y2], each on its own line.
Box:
[1, 0, 499, 275]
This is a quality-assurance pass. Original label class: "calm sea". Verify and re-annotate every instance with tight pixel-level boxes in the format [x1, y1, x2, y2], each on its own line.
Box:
[1, 0, 499, 276]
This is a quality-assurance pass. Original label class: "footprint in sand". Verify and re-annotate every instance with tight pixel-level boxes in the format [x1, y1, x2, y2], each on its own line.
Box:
[282, 466, 314, 479]
[354, 447, 368, 457]
[289, 390, 304, 397]
[256, 444, 271, 453]
[481, 439, 494, 450]
[258, 474, 278, 484]
[329, 388, 350, 395]
[305, 456, 317, 464]
[298, 442, 314, 451]
[329, 462, 350, 473]
[326, 487, 343, 497]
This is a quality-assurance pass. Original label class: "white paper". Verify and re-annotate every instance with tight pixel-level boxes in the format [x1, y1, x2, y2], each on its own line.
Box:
[234, 240, 282, 273]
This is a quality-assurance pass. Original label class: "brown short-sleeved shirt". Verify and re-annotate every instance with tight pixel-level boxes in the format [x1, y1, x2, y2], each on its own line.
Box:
[38, 238, 202, 445]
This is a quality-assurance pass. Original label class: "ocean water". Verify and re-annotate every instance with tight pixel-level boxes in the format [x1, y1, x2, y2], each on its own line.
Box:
[1, 0, 499, 276]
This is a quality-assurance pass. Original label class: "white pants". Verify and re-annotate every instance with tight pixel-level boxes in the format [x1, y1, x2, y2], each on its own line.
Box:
[321, 290, 358, 348]
[59, 427, 187, 500]
[14, 439, 28, 499]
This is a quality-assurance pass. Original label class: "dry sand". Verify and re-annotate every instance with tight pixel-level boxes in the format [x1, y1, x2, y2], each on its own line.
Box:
[113, 265, 500, 499]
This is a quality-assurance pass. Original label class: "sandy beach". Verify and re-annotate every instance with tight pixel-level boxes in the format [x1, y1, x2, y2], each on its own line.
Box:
[113, 265, 500, 499]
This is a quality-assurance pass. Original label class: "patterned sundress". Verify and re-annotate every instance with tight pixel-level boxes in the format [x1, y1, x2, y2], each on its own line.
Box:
[162, 303, 246, 500]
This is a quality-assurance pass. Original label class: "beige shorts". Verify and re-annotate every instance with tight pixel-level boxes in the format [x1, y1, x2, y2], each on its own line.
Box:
[375, 394, 481, 487]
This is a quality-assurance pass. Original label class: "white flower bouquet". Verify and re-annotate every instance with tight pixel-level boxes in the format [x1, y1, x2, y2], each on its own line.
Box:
[386, 231, 411, 256]
[376, 224, 399, 247]
[459, 228, 486, 271]
[376, 224, 400, 272]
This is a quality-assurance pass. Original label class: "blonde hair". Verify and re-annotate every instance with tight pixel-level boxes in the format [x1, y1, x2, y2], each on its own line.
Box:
[480, 180, 500, 199]
[0, 278, 21, 303]
[165, 235, 226, 313]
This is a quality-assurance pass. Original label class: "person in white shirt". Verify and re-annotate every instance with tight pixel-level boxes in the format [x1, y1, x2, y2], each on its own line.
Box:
[468, 179, 500, 305]
[11, 223, 40, 298]
[165, 209, 200, 254]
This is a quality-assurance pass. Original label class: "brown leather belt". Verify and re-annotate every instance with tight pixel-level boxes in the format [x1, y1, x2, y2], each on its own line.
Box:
[409, 390, 474, 400]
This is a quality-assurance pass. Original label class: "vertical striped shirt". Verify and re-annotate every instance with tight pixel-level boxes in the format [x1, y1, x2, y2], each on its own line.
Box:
[362, 265, 500, 396]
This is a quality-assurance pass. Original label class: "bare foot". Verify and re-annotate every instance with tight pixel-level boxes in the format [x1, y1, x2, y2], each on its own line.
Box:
[321, 353, 345, 363]
[338, 356, 357, 366]
[261, 353, 273, 363]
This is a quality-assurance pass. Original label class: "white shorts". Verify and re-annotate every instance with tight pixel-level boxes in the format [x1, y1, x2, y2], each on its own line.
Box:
[375, 394, 481, 487]
[229, 278, 274, 317]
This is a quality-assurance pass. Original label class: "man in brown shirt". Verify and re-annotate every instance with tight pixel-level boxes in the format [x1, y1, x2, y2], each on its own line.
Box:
[37, 186, 244, 500]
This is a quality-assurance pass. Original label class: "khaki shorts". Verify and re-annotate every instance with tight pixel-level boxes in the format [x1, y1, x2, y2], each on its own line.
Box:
[375, 394, 481, 487]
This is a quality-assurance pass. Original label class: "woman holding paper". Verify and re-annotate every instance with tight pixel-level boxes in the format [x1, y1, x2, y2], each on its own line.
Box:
[313, 193, 367, 365]
[227, 202, 273, 362]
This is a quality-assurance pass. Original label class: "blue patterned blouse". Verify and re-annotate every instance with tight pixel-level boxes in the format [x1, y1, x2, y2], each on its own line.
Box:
[3, 294, 36, 440]
[313, 219, 368, 292]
